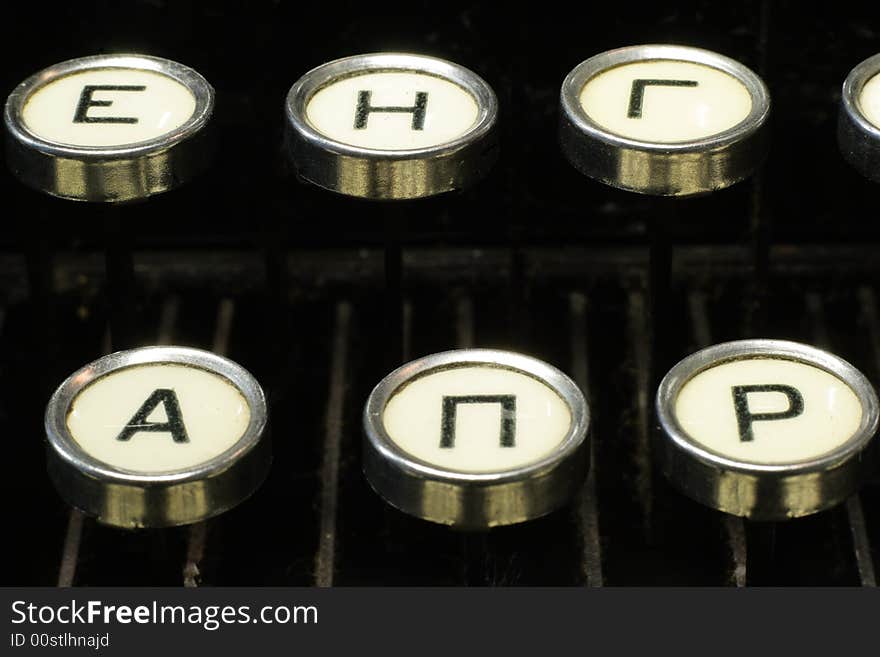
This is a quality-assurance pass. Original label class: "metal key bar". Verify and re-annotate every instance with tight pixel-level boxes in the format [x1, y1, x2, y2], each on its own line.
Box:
[628, 290, 654, 538]
[570, 292, 603, 587]
[314, 301, 353, 587]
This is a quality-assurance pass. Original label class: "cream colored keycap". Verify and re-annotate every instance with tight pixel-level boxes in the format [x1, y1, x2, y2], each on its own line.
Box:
[5, 55, 214, 202]
[67, 363, 251, 474]
[840, 54, 880, 184]
[382, 365, 572, 473]
[286, 54, 498, 199]
[46, 346, 268, 528]
[559, 46, 769, 196]
[306, 71, 479, 150]
[675, 358, 863, 465]
[579, 60, 752, 143]
[364, 350, 589, 527]
[858, 72, 880, 128]
[656, 340, 878, 519]
[22, 68, 196, 147]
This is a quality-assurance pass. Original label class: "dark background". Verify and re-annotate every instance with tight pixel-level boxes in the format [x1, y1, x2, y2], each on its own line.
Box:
[2, 1, 880, 586]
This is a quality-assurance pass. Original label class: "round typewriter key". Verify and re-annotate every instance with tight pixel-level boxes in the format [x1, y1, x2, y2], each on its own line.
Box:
[285, 52, 498, 199]
[656, 340, 879, 520]
[559, 44, 770, 195]
[45, 346, 269, 528]
[363, 349, 589, 529]
[838, 53, 880, 182]
[4, 54, 214, 202]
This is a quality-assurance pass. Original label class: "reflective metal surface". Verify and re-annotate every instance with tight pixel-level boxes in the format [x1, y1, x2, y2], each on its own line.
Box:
[655, 339, 880, 520]
[45, 346, 269, 528]
[363, 349, 590, 529]
[4, 54, 215, 202]
[559, 44, 770, 196]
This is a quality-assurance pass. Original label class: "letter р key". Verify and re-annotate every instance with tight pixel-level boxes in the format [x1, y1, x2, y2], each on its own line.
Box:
[45, 347, 269, 528]
[363, 349, 590, 529]
[655, 340, 879, 520]
[4, 54, 214, 202]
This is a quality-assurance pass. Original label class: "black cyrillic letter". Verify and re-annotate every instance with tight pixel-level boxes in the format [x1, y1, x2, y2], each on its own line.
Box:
[440, 395, 516, 448]
[115, 388, 189, 443]
[73, 85, 146, 124]
[731, 384, 804, 442]
[354, 90, 428, 130]
[627, 79, 698, 118]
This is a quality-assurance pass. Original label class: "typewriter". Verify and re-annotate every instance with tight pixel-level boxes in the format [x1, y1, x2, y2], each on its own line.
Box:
[3, 1, 880, 588]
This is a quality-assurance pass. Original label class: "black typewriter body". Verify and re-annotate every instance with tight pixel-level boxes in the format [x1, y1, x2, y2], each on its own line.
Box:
[3, 0, 880, 586]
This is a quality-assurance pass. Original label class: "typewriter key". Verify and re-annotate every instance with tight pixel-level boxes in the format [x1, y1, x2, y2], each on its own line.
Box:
[4, 54, 214, 202]
[656, 340, 879, 520]
[285, 52, 498, 199]
[45, 346, 269, 528]
[363, 349, 589, 529]
[838, 53, 880, 182]
[559, 44, 770, 196]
